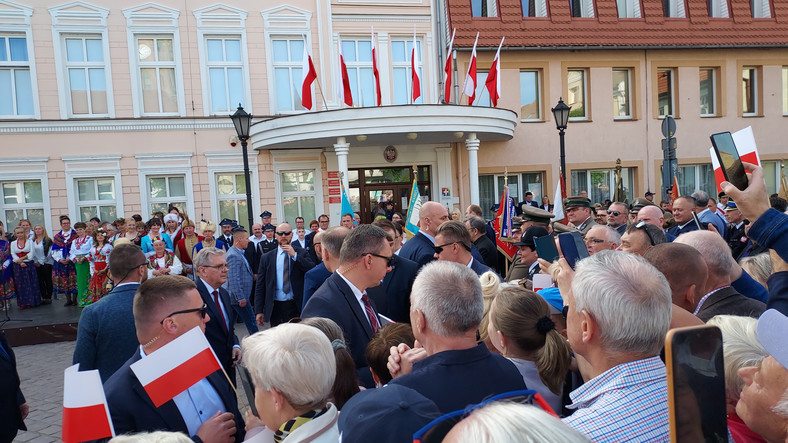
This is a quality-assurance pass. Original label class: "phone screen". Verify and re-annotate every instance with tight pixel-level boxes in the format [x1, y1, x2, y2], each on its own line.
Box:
[557, 232, 589, 269]
[665, 326, 727, 443]
[534, 235, 559, 263]
[710, 132, 748, 190]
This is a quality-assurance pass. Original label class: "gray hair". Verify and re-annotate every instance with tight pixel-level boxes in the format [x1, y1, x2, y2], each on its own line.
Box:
[707, 315, 768, 399]
[739, 253, 772, 288]
[572, 250, 671, 356]
[411, 261, 484, 336]
[465, 216, 487, 234]
[691, 190, 710, 207]
[110, 432, 192, 443]
[674, 230, 734, 276]
[448, 403, 592, 443]
[192, 247, 226, 270]
[241, 323, 335, 410]
[339, 225, 388, 264]
[588, 225, 621, 244]
[774, 390, 788, 419]
[321, 227, 347, 256]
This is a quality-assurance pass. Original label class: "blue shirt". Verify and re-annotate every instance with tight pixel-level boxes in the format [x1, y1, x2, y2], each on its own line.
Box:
[275, 247, 297, 301]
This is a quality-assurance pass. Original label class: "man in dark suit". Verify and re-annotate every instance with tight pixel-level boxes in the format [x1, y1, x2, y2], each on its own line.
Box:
[372, 219, 419, 323]
[0, 331, 27, 442]
[103, 275, 243, 442]
[257, 224, 277, 255]
[518, 191, 539, 212]
[254, 222, 315, 326]
[466, 215, 497, 268]
[433, 220, 497, 278]
[725, 202, 749, 260]
[73, 243, 148, 382]
[399, 201, 450, 267]
[667, 196, 701, 238]
[223, 227, 258, 335]
[194, 247, 241, 383]
[302, 225, 391, 387]
[302, 229, 335, 309]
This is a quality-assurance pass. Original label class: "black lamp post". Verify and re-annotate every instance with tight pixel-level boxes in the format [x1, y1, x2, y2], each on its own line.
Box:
[551, 97, 571, 195]
[230, 104, 254, 231]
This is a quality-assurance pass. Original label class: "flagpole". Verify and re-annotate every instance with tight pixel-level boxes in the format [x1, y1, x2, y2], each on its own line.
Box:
[502, 168, 509, 277]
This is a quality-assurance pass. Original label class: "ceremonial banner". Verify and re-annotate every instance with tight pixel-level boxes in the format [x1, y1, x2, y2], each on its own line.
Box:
[405, 178, 422, 236]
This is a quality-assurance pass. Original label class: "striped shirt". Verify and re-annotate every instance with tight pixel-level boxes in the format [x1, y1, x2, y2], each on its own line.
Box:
[563, 356, 669, 442]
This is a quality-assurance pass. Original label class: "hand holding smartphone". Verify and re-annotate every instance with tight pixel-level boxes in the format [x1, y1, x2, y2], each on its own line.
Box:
[710, 131, 748, 191]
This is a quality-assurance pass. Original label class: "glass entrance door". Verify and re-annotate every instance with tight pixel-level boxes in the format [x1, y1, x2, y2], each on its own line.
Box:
[350, 166, 431, 224]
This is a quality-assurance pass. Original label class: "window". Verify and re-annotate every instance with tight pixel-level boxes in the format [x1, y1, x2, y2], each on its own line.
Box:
[571, 168, 635, 204]
[280, 170, 317, 224]
[570, 0, 595, 17]
[657, 68, 675, 117]
[76, 178, 116, 221]
[752, 0, 771, 17]
[216, 173, 248, 222]
[673, 164, 715, 196]
[612, 68, 632, 119]
[472, 0, 499, 17]
[63, 36, 108, 116]
[343, 38, 376, 107]
[478, 172, 544, 220]
[205, 37, 245, 114]
[1, 180, 44, 228]
[742, 67, 758, 116]
[617, 0, 642, 17]
[783, 67, 788, 115]
[522, 0, 548, 16]
[391, 39, 423, 105]
[472, 71, 491, 107]
[567, 69, 587, 120]
[761, 160, 786, 195]
[699, 68, 717, 116]
[136, 36, 179, 115]
[0, 35, 34, 117]
[520, 70, 541, 120]
[663, 0, 686, 16]
[147, 176, 186, 215]
[271, 37, 305, 113]
[708, 0, 729, 17]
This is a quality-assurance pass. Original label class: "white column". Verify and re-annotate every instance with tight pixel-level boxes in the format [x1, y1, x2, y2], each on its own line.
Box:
[334, 137, 350, 191]
[466, 133, 480, 205]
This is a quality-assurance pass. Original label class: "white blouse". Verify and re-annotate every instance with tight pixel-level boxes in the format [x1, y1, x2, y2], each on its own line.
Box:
[69, 236, 94, 260]
[11, 239, 34, 263]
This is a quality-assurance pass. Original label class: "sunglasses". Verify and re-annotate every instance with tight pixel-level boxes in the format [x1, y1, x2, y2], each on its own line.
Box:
[433, 241, 471, 254]
[160, 303, 208, 324]
[412, 390, 555, 443]
[364, 252, 394, 267]
[606, 210, 622, 216]
[634, 221, 656, 246]
[276, 231, 292, 236]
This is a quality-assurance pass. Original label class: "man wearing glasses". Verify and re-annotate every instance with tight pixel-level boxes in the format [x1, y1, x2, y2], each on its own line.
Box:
[617, 221, 667, 257]
[433, 221, 495, 278]
[103, 275, 244, 442]
[254, 223, 315, 327]
[605, 202, 629, 236]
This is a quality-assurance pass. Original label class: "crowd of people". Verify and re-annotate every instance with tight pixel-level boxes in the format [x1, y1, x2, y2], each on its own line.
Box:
[2, 162, 788, 442]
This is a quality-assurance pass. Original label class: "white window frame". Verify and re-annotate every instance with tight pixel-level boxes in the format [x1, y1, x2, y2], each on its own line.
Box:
[123, 4, 185, 118]
[50, 2, 114, 119]
[567, 68, 588, 121]
[270, 36, 307, 113]
[699, 67, 717, 117]
[64, 155, 124, 222]
[520, 69, 542, 121]
[472, 71, 491, 107]
[612, 68, 632, 119]
[194, 4, 251, 117]
[742, 66, 758, 117]
[752, 0, 771, 17]
[205, 152, 260, 226]
[390, 37, 424, 105]
[522, 0, 549, 17]
[664, 0, 686, 16]
[272, 156, 324, 225]
[0, 157, 50, 233]
[571, 167, 636, 203]
[0, 1, 39, 119]
[709, 0, 730, 17]
[136, 153, 194, 217]
[570, 0, 596, 17]
[782, 66, 788, 116]
[617, 0, 642, 17]
[657, 68, 675, 118]
[472, 0, 499, 17]
[674, 164, 715, 197]
[262, 5, 312, 115]
[342, 37, 375, 107]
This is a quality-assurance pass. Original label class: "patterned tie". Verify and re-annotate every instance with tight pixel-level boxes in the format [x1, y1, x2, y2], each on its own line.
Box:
[361, 293, 380, 333]
[212, 289, 228, 333]
[282, 252, 291, 295]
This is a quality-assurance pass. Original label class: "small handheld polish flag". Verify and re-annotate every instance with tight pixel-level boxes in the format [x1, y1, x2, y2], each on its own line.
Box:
[62, 364, 114, 443]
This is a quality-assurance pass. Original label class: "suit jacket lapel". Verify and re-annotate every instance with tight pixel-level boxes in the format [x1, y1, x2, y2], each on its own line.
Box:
[198, 279, 226, 333]
[128, 351, 189, 431]
[334, 274, 374, 339]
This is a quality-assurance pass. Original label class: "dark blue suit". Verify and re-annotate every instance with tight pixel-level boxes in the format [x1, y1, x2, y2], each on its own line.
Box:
[302, 272, 380, 387]
[254, 245, 315, 323]
[469, 257, 494, 277]
[73, 282, 141, 382]
[0, 332, 26, 441]
[103, 350, 244, 441]
[398, 232, 436, 268]
[370, 254, 418, 323]
[196, 279, 239, 382]
[302, 262, 331, 310]
[667, 221, 700, 238]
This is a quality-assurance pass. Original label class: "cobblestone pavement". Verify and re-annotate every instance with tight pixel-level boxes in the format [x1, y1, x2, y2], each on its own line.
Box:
[12, 324, 253, 442]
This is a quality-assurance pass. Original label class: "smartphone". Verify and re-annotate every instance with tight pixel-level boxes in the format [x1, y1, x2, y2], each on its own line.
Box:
[710, 131, 749, 191]
[557, 232, 589, 269]
[665, 325, 727, 443]
[238, 365, 258, 417]
[534, 235, 560, 263]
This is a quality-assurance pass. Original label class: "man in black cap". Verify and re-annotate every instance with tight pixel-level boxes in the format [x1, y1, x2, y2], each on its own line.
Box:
[563, 196, 597, 237]
[507, 226, 549, 281]
[258, 223, 277, 254]
[219, 218, 236, 246]
[725, 202, 748, 259]
[644, 191, 655, 202]
[259, 210, 272, 227]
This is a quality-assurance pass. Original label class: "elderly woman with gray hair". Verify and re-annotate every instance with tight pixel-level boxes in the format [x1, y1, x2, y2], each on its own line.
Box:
[241, 323, 339, 442]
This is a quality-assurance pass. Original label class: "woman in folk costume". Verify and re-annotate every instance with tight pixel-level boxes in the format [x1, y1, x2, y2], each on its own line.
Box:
[69, 221, 94, 307]
[10, 226, 41, 310]
[175, 217, 202, 279]
[52, 215, 78, 306]
[0, 221, 15, 311]
[86, 227, 113, 303]
[147, 238, 182, 279]
[192, 220, 227, 256]
[162, 212, 183, 245]
[140, 217, 173, 256]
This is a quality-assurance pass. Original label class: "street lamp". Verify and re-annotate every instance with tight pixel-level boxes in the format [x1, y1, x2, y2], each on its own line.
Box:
[230, 104, 255, 231]
[551, 97, 571, 196]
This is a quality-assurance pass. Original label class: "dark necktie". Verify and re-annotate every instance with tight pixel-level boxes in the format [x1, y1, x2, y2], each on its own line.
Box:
[282, 252, 291, 295]
[361, 293, 380, 333]
[212, 289, 228, 333]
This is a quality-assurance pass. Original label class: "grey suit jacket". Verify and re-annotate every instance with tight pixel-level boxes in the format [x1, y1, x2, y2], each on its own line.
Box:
[224, 246, 253, 304]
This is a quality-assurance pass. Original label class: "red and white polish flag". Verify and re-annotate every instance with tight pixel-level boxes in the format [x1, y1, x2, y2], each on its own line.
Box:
[301, 41, 317, 110]
[443, 28, 455, 104]
[411, 29, 421, 102]
[130, 326, 222, 408]
[484, 37, 505, 107]
[461, 33, 479, 105]
[709, 126, 761, 192]
[62, 364, 114, 443]
[338, 40, 353, 107]
[372, 27, 381, 106]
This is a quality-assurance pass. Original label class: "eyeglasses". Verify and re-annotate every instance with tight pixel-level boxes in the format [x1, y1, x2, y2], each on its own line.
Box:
[276, 231, 292, 236]
[433, 241, 471, 254]
[607, 210, 622, 216]
[363, 252, 393, 267]
[203, 263, 229, 270]
[634, 221, 656, 246]
[585, 237, 605, 244]
[159, 303, 208, 324]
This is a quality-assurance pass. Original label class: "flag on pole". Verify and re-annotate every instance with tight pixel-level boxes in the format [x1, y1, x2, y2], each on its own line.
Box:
[484, 37, 504, 107]
[340, 177, 354, 219]
[338, 40, 353, 107]
[779, 161, 788, 200]
[372, 27, 382, 106]
[130, 327, 222, 407]
[552, 180, 565, 223]
[670, 174, 680, 205]
[301, 41, 317, 110]
[405, 177, 422, 237]
[411, 30, 421, 102]
[461, 33, 479, 105]
[62, 364, 114, 443]
[493, 185, 518, 260]
[443, 28, 455, 104]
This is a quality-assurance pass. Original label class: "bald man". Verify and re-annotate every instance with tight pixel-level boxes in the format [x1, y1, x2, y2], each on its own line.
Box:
[637, 206, 675, 241]
[398, 201, 450, 267]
